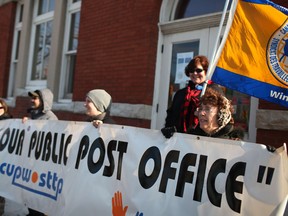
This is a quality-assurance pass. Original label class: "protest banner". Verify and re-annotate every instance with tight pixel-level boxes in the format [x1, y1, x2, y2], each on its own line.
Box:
[0, 119, 287, 215]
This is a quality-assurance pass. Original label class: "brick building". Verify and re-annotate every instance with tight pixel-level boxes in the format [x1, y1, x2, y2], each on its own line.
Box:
[0, 0, 287, 148]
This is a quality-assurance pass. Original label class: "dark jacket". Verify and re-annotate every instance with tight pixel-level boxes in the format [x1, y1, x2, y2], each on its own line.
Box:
[87, 112, 115, 124]
[0, 113, 12, 120]
[189, 123, 235, 139]
[165, 81, 223, 133]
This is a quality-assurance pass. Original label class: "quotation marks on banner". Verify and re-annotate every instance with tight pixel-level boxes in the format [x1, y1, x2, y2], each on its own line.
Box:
[112, 191, 143, 216]
[257, 165, 275, 185]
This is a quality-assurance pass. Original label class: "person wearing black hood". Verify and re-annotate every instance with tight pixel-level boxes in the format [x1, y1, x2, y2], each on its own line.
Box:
[84, 89, 115, 127]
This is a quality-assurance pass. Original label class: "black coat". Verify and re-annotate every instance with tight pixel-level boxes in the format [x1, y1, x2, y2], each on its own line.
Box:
[189, 124, 235, 139]
[0, 113, 12, 120]
[86, 112, 115, 124]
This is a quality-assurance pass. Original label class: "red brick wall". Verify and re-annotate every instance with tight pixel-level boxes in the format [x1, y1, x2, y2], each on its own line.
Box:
[0, 2, 16, 97]
[73, 0, 162, 105]
[274, 0, 287, 7]
[257, 129, 287, 149]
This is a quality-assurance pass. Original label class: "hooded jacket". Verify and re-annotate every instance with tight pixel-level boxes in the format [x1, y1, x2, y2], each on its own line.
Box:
[28, 88, 58, 120]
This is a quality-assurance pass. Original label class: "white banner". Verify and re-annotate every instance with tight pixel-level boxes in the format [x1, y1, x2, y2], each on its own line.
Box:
[0, 119, 287, 216]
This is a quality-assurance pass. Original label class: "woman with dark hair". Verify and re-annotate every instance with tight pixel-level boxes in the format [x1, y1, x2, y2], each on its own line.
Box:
[162, 55, 223, 138]
[0, 98, 12, 120]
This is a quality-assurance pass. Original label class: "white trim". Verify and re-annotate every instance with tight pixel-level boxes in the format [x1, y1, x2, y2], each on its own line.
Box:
[248, 97, 258, 142]
[256, 109, 288, 131]
[7, 1, 23, 98]
[26, 0, 54, 88]
[160, 12, 227, 35]
[53, 102, 152, 120]
[58, 0, 81, 100]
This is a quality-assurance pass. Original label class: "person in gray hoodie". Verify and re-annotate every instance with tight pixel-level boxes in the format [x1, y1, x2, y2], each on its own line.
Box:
[24, 88, 58, 120]
[21, 89, 57, 215]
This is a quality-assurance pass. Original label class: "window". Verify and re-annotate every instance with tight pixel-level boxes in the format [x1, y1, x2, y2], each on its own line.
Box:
[8, 2, 24, 97]
[27, 0, 55, 86]
[174, 0, 228, 19]
[60, 0, 81, 100]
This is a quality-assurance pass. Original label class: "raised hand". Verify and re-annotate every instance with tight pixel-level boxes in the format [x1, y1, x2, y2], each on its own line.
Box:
[112, 191, 128, 216]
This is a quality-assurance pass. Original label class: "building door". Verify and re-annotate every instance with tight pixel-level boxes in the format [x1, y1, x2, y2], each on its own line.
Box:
[155, 27, 220, 129]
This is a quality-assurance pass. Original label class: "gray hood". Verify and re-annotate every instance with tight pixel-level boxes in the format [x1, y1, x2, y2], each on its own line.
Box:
[38, 88, 54, 113]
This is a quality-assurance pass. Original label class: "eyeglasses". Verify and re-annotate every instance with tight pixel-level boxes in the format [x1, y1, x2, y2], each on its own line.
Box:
[0, 107, 4, 109]
[196, 107, 216, 114]
[189, 68, 204, 73]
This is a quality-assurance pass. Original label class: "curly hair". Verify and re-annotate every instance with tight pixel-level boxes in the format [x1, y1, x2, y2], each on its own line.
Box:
[200, 88, 234, 130]
[184, 55, 209, 77]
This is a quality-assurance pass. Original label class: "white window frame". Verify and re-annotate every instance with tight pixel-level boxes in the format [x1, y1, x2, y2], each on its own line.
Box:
[8, 1, 24, 98]
[58, 0, 81, 101]
[26, 0, 54, 89]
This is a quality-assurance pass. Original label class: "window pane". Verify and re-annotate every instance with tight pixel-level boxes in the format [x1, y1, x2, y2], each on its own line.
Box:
[49, 0, 55, 12]
[31, 21, 53, 80]
[226, 89, 250, 133]
[15, 31, 21, 60]
[38, 0, 48, 15]
[168, 41, 199, 106]
[68, 12, 80, 51]
[73, 0, 81, 3]
[175, 0, 228, 19]
[65, 54, 77, 98]
[38, 0, 55, 15]
[19, 4, 24, 22]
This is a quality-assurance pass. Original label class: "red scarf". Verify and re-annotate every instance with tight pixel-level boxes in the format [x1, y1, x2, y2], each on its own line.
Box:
[180, 80, 213, 132]
[180, 86, 200, 132]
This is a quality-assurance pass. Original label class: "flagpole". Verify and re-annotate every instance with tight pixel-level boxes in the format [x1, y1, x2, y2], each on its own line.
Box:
[201, 0, 233, 97]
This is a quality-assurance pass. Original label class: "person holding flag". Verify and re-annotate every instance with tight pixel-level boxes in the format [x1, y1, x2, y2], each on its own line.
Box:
[161, 55, 223, 138]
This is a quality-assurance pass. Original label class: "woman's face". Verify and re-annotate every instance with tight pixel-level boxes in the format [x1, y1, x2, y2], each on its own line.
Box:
[0, 102, 4, 116]
[197, 104, 219, 135]
[84, 97, 101, 117]
[189, 62, 207, 84]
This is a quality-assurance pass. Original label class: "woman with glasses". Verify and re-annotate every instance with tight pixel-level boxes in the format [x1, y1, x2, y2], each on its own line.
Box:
[162, 55, 223, 138]
[189, 88, 235, 138]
